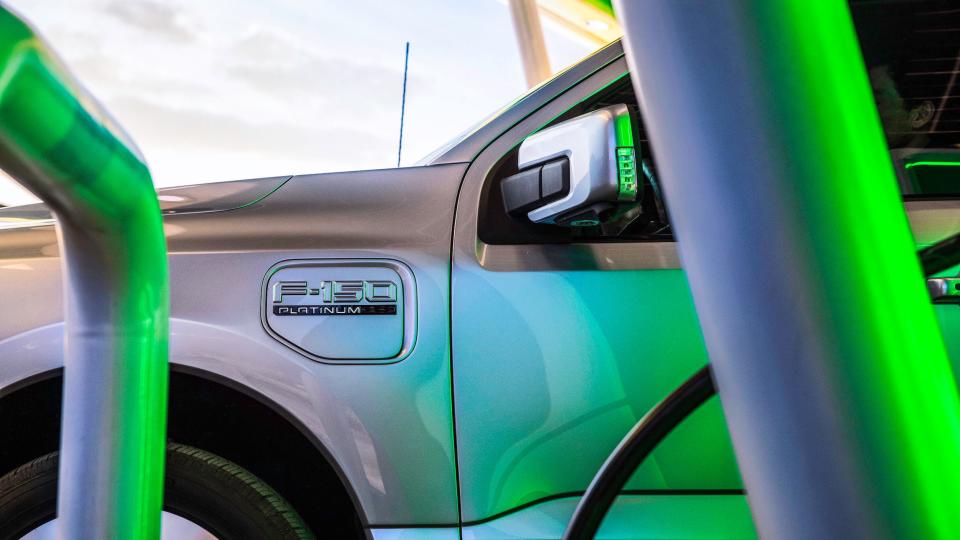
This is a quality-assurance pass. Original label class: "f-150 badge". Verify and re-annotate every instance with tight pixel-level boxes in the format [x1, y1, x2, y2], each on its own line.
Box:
[272, 280, 398, 316]
[262, 259, 412, 362]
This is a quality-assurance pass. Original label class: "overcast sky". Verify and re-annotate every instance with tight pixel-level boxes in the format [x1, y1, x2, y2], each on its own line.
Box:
[0, 0, 594, 206]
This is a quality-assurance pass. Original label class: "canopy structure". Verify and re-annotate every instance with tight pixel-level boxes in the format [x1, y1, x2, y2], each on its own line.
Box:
[506, 0, 620, 87]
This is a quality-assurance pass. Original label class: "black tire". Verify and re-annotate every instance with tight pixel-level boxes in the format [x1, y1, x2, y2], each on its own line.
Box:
[0, 443, 315, 540]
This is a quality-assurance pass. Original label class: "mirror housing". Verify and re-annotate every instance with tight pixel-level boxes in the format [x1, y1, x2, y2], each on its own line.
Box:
[501, 104, 639, 227]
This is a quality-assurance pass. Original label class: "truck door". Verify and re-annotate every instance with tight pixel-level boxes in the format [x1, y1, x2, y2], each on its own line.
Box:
[450, 59, 752, 538]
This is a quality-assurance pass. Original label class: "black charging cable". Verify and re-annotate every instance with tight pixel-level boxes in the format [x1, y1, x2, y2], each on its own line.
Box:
[563, 234, 957, 539]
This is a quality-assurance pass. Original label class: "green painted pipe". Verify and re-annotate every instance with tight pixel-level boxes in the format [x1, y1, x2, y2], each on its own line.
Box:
[0, 7, 168, 538]
[615, 0, 960, 538]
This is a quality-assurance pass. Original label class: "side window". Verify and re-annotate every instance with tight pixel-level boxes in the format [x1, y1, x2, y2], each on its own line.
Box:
[851, 1, 960, 197]
[478, 77, 673, 245]
[480, 1, 960, 245]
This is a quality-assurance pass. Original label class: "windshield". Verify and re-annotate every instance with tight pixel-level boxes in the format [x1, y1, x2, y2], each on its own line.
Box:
[418, 64, 568, 165]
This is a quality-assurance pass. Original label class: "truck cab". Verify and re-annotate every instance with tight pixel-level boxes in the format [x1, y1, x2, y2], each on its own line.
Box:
[1, 2, 957, 538]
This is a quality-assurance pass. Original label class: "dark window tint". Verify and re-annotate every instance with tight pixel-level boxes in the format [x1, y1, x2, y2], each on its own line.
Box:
[851, 0, 960, 196]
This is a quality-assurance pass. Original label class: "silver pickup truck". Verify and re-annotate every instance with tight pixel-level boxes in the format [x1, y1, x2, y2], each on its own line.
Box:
[1, 1, 958, 538]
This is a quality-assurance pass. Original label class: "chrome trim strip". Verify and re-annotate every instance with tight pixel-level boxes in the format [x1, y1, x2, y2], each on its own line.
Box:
[905, 199, 960, 246]
[476, 240, 680, 271]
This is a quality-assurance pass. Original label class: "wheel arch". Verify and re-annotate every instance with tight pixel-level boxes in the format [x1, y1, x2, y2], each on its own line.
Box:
[0, 365, 369, 539]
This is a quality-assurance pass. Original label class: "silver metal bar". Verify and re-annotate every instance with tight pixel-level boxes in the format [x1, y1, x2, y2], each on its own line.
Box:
[0, 8, 169, 538]
[615, 1, 960, 538]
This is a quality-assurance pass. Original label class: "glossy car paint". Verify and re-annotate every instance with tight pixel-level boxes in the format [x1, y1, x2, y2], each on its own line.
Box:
[1, 36, 959, 539]
[450, 56, 745, 528]
[448, 47, 960, 532]
[0, 164, 465, 528]
[370, 529, 458, 540]
[369, 493, 757, 540]
[460, 494, 755, 539]
[0, 175, 291, 228]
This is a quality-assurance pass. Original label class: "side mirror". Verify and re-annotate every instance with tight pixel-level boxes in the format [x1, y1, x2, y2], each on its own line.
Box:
[501, 104, 640, 227]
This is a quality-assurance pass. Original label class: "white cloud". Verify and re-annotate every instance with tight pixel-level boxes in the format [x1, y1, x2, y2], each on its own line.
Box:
[0, 0, 593, 206]
[104, 0, 195, 41]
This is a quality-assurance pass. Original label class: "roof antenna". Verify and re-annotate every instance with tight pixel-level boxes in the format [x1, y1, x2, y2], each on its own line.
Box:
[397, 41, 410, 168]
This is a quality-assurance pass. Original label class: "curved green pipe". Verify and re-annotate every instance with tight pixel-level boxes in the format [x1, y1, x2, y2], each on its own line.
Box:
[0, 7, 168, 538]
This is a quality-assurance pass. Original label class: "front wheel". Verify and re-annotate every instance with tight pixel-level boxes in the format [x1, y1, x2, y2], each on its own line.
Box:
[0, 443, 315, 540]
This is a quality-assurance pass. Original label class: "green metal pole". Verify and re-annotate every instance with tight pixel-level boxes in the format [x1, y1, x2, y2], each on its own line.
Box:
[615, 0, 960, 538]
[0, 7, 168, 538]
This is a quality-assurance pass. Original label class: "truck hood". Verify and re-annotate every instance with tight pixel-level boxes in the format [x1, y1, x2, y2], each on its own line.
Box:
[0, 175, 290, 230]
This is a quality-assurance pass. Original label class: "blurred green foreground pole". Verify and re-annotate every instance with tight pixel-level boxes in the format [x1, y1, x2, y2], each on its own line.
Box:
[615, 1, 960, 538]
[0, 7, 168, 539]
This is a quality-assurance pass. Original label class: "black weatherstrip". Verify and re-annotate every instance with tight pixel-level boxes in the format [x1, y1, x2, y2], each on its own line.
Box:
[562, 365, 718, 540]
